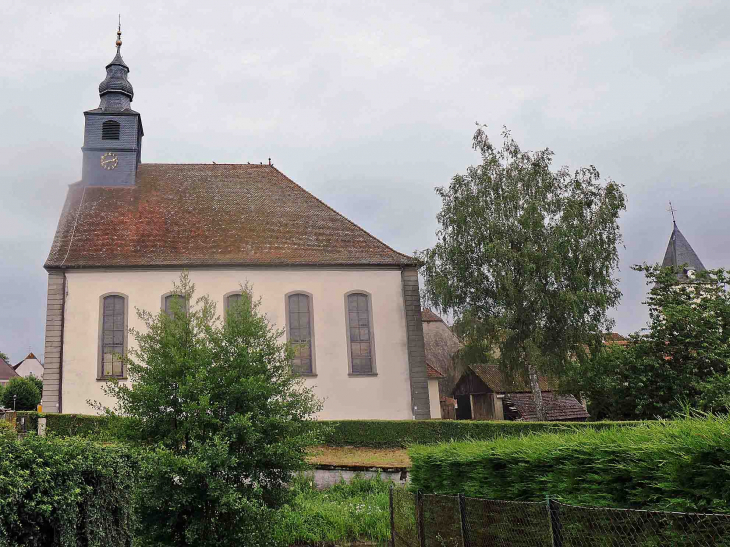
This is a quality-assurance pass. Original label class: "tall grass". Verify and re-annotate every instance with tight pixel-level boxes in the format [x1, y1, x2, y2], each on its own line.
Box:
[272, 474, 393, 545]
[409, 414, 730, 513]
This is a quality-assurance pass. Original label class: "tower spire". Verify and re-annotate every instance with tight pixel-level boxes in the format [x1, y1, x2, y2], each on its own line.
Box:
[97, 19, 134, 111]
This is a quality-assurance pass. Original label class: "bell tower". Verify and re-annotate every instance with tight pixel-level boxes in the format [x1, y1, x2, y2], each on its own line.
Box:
[81, 23, 143, 187]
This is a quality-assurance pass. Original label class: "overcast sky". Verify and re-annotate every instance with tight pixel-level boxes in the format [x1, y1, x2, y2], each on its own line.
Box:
[1, 1, 729, 363]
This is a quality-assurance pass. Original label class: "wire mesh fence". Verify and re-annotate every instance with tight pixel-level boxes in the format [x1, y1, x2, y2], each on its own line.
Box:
[390, 486, 730, 547]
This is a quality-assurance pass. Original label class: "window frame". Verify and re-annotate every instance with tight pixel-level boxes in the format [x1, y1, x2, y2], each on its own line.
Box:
[285, 291, 317, 376]
[161, 291, 189, 317]
[223, 290, 244, 320]
[97, 292, 129, 380]
[344, 290, 377, 376]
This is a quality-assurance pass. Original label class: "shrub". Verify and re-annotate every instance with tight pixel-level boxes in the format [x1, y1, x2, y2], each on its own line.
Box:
[0, 421, 15, 440]
[409, 414, 730, 513]
[2, 377, 40, 411]
[15, 412, 119, 439]
[0, 435, 137, 546]
[316, 419, 643, 448]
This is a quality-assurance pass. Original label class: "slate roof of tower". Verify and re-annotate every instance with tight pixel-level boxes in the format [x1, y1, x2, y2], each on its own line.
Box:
[661, 223, 706, 282]
[45, 164, 418, 268]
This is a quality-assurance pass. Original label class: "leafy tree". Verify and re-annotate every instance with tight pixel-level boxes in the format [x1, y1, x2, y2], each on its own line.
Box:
[419, 126, 626, 419]
[567, 266, 730, 419]
[0, 351, 9, 362]
[98, 273, 322, 546]
[2, 377, 41, 411]
[27, 374, 43, 396]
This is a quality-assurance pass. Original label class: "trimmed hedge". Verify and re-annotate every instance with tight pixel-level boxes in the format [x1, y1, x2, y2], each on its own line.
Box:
[409, 415, 730, 513]
[316, 419, 643, 448]
[16, 413, 644, 447]
[0, 435, 137, 546]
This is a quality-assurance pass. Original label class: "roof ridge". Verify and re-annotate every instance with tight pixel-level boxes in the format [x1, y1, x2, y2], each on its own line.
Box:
[269, 166, 418, 265]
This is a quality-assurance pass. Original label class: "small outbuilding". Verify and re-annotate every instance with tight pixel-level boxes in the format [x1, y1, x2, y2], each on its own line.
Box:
[452, 364, 589, 422]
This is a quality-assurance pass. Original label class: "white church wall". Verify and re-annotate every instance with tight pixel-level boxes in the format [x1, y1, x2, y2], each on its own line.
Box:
[61, 268, 414, 419]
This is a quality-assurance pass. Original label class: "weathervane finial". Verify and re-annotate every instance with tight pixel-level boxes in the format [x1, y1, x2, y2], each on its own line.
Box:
[115, 15, 122, 51]
[668, 201, 677, 225]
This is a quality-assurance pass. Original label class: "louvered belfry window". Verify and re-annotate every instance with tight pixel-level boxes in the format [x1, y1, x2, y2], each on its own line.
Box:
[102, 120, 121, 140]
[101, 295, 125, 377]
[347, 293, 373, 374]
[288, 293, 313, 374]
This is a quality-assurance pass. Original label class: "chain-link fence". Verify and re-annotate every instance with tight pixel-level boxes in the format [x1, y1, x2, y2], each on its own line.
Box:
[390, 487, 730, 547]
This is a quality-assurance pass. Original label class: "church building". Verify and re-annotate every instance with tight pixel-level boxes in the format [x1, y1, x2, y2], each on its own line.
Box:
[42, 30, 432, 419]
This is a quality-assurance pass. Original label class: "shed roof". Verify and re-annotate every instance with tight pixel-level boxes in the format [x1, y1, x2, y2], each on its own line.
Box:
[46, 164, 418, 269]
[469, 364, 551, 393]
[503, 392, 589, 421]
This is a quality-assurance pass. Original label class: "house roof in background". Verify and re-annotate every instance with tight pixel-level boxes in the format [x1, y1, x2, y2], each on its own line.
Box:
[421, 308, 445, 322]
[469, 364, 551, 393]
[503, 392, 589, 421]
[0, 358, 19, 381]
[14, 352, 43, 370]
[662, 222, 706, 281]
[45, 164, 418, 269]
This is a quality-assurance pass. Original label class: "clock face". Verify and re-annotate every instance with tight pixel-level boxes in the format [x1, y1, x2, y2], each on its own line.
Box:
[101, 152, 118, 170]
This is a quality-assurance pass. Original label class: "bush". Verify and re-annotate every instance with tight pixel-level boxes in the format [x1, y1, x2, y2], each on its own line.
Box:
[0, 421, 15, 441]
[409, 414, 730, 513]
[0, 435, 137, 546]
[2, 377, 40, 411]
[15, 412, 118, 439]
[316, 419, 643, 448]
[273, 474, 392, 546]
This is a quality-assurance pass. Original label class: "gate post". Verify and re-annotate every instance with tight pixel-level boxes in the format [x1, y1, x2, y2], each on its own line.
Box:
[458, 493, 471, 547]
[417, 491, 426, 547]
[549, 499, 563, 547]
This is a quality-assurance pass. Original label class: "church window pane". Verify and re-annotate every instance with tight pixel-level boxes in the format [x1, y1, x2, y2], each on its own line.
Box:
[346, 293, 374, 374]
[101, 295, 125, 378]
[102, 120, 121, 140]
[288, 293, 313, 374]
[164, 294, 187, 317]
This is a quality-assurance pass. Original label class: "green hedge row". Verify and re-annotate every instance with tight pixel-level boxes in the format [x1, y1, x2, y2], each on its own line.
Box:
[316, 419, 643, 448]
[409, 415, 730, 513]
[17, 411, 117, 439]
[0, 435, 136, 546]
[16, 413, 644, 447]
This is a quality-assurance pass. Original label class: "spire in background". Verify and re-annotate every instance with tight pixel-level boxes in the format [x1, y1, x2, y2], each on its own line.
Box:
[661, 219, 706, 282]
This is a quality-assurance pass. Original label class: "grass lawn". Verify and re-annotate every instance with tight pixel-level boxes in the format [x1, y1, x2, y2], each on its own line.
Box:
[274, 474, 393, 546]
[307, 446, 411, 468]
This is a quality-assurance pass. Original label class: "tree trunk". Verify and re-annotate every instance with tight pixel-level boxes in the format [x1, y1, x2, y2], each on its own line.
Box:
[528, 364, 546, 421]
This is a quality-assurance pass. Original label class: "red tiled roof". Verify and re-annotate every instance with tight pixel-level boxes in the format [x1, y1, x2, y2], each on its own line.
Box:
[421, 308, 444, 322]
[469, 364, 551, 393]
[46, 164, 418, 268]
[426, 363, 445, 379]
[0, 358, 19, 381]
[503, 392, 589, 421]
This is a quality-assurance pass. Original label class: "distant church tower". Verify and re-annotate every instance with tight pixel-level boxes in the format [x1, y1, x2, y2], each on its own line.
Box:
[661, 220, 706, 282]
[81, 25, 143, 186]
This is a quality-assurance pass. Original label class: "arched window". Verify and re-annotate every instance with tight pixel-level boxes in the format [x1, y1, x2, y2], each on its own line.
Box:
[102, 120, 121, 140]
[286, 292, 316, 375]
[223, 291, 246, 320]
[98, 293, 128, 378]
[163, 293, 188, 317]
[345, 291, 376, 375]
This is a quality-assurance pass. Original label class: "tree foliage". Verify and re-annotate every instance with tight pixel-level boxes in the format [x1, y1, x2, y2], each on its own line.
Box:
[0, 351, 9, 362]
[2, 377, 41, 411]
[98, 273, 323, 546]
[419, 126, 626, 419]
[566, 266, 730, 419]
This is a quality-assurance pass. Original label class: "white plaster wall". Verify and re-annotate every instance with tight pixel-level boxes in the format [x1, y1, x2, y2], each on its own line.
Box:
[428, 379, 441, 418]
[61, 268, 414, 419]
[15, 359, 44, 379]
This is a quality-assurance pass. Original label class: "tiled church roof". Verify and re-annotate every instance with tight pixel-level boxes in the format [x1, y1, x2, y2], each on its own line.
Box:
[45, 164, 418, 269]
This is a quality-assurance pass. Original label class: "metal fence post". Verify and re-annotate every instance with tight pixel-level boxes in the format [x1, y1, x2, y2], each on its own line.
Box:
[458, 493, 471, 547]
[389, 485, 396, 547]
[548, 498, 563, 547]
[417, 490, 426, 547]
